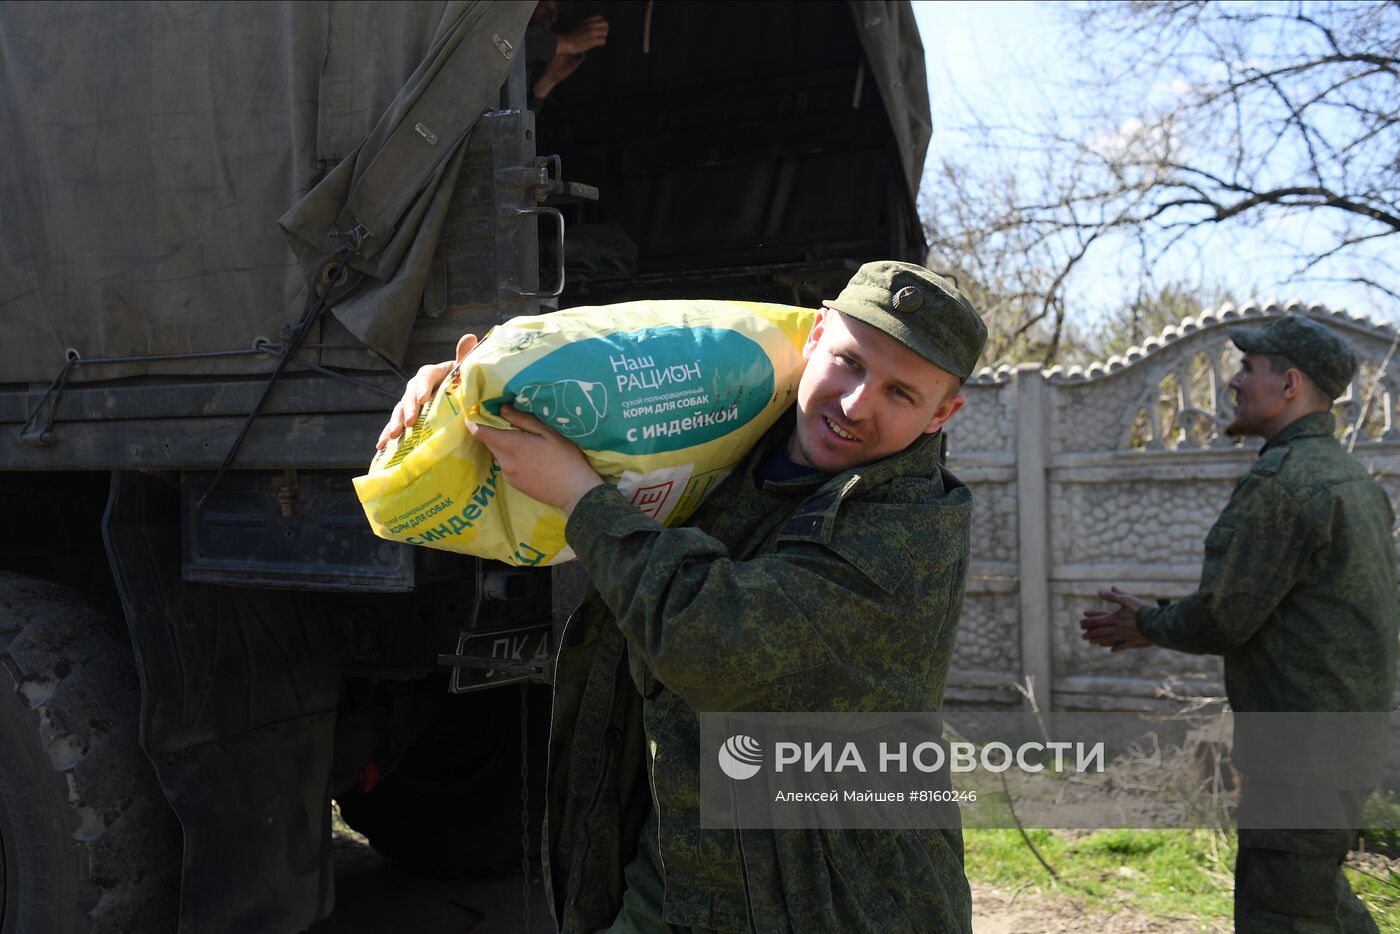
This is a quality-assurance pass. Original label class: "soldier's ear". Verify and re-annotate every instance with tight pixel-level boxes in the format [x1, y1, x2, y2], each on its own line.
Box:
[802, 309, 829, 361]
[922, 392, 966, 434]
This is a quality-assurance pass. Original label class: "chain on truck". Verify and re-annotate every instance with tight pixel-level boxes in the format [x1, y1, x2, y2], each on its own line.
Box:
[0, 2, 930, 931]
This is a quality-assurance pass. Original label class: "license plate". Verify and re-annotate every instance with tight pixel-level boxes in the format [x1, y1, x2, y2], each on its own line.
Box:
[449, 622, 553, 691]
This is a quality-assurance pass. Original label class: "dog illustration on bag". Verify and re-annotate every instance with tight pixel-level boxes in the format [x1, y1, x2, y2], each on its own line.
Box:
[513, 379, 608, 439]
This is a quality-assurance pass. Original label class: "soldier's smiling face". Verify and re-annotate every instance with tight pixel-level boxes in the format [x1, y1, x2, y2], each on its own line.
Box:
[787, 310, 965, 473]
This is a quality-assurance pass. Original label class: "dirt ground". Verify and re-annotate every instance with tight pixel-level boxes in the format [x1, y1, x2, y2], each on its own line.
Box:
[312, 822, 1225, 933]
[968, 882, 1226, 934]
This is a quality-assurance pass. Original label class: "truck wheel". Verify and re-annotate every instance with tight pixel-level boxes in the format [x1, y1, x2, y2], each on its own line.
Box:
[0, 574, 181, 934]
[336, 684, 547, 879]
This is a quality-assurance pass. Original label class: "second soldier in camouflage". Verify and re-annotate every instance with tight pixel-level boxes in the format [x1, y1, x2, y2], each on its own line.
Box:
[1080, 315, 1397, 934]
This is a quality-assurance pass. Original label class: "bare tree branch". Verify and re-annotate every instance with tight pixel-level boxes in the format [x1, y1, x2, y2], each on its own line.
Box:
[921, 0, 1398, 365]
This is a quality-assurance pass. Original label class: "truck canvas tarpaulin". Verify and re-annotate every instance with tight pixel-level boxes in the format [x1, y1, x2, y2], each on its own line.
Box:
[0, 0, 927, 387]
[0, 0, 532, 382]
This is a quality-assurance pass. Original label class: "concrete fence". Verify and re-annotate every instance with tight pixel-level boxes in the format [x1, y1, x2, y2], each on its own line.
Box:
[942, 301, 1400, 713]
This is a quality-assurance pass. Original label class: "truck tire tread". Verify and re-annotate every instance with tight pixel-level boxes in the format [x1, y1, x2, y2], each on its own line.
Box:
[0, 573, 180, 934]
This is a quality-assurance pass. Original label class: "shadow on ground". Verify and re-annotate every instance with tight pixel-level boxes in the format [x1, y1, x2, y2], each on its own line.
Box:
[309, 821, 553, 933]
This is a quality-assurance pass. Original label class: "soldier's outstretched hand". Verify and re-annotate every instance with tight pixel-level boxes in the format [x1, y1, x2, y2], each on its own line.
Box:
[1079, 587, 1152, 652]
[376, 333, 479, 450]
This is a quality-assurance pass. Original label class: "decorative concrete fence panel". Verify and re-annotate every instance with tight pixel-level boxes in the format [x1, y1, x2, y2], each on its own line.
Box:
[943, 302, 1400, 713]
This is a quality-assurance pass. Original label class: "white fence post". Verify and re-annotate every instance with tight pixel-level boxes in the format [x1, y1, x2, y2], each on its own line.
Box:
[1014, 363, 1053, 713]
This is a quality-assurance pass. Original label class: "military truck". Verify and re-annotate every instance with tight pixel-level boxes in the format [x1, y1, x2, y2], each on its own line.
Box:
[0, 1, 930, 931]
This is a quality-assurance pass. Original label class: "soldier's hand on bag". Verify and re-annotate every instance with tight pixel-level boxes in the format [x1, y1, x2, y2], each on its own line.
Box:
[1079, 587, 1152, 652]
[376, 334, 479, 450]
[467, 404, 604, 514]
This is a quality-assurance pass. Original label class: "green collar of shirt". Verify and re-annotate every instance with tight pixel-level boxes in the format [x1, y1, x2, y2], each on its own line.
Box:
[739, 408, 947, 499]
[1260, 411, 1335, 455]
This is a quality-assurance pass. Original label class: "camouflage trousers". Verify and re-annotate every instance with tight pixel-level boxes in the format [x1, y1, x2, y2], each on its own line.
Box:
[602, 811, 745, 934]
[1234, 782, 1377, 934]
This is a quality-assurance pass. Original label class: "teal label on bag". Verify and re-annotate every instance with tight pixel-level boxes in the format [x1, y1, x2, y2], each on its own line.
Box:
[485, 326, 776, 454]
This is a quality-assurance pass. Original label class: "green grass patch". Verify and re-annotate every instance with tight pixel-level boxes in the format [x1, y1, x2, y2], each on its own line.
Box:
[1347, 854, 1400, 932]
[964, 828, 1400, 932]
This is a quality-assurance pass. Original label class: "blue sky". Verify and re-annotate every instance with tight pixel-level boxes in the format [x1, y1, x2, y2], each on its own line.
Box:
[913, 1, 1063, 130]
[908, 1, 1395, 324]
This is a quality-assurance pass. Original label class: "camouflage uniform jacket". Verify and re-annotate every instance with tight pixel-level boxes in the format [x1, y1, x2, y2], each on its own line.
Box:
[543, 415, 974, 933]
[1136, 412, 1398, 718]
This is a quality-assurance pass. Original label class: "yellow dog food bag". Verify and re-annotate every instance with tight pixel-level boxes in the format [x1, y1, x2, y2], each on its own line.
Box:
[353, 300, 816, 566]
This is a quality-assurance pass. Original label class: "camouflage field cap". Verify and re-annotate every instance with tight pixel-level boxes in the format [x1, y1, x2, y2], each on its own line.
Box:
[822, 261, 988, 379]
[1228, 315, 1358, 400]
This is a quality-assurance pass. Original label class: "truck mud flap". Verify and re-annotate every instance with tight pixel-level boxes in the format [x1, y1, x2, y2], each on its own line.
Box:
[103, 471, 343, 934]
